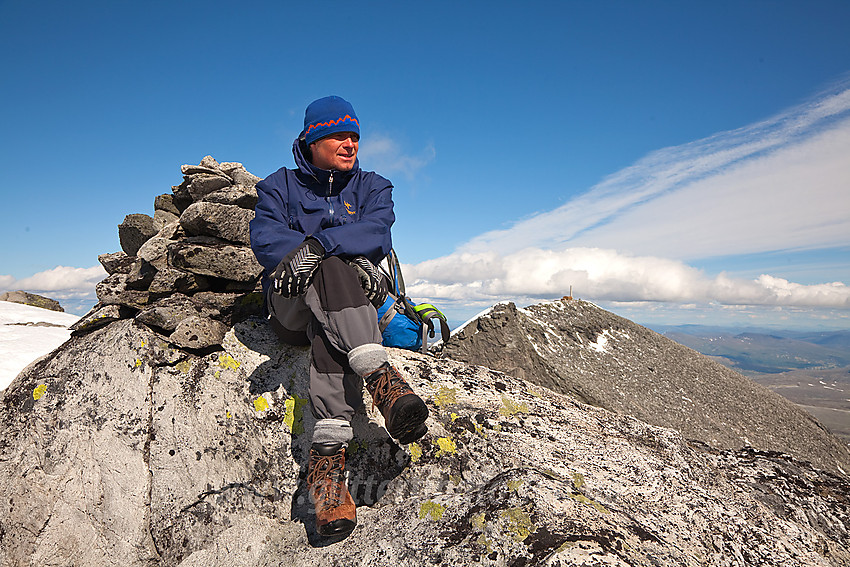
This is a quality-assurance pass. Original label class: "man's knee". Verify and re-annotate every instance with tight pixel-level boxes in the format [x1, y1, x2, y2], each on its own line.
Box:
[312, 256, 370, 311]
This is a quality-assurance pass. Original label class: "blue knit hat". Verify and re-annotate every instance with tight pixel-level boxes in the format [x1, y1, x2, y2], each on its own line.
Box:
[302, 96, 360, 145]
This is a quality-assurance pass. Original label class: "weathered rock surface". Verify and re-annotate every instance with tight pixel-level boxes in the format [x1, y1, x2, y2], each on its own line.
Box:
[1, 318, 848, 566]
[169, 315, 229, 349]
[119, 213, 158, 256]
[168, 241, 263, 282]
[98, 251, 135, 275]
[202, 186, 259, 209]
[179, 201, 254, 245]
[75, 156, 263, 348]
[154, 193, 181, 215]
[0, 291, 63, 312]
[440, 300, 850, 476]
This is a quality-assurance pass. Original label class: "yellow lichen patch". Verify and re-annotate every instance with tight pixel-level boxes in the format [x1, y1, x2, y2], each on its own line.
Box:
[140, 339, 146, 348]
[175, 360, 192, 374]
[449, 474, 462, 485]
[418, 500, 446, 521]
[477, 534, 493, 552]
[572, 472, 585, 491]
[527, 388, 542, 398]
[253, 396, 270, 413]
[474, 423, 487, 437]
[433, 386, 457, 407]
[569, 493, 610, 514]
[435, 436, 457, 457]
[214, 371, 221, 379]
[471, 512, 486, 530]
[507, 479, 524, 492]
[450, 412, 459, 421]
[500, 507, 535, 541]
[409, 442, 423, 463]
[499, 395, 529, 417]
[283, 394, 308, 434]
[225, 410, 232, 419]
[134, 359, 142, 368]
[32, 384, 47, 401]
[217, 353, 241, 371]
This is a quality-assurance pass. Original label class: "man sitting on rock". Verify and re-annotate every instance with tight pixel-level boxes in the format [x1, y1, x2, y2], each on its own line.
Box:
[249, 96, 429, 538]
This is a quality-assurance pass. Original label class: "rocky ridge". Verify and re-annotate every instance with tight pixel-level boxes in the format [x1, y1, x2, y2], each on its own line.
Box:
[0, 291, 64, 312]
[72, 155, 264, 350]
[439, 300, 850, 476]
[1, 317, 848, 566]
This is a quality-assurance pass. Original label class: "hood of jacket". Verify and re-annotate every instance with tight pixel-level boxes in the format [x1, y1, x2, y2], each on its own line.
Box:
[292, 137, 360, 197]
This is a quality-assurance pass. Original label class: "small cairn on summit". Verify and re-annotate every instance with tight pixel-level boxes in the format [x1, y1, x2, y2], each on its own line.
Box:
[71, 156, 265, 350]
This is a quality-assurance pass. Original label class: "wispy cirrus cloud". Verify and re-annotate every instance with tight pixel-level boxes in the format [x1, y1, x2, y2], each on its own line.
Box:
[357, 134, 435, 180]
[461, 80, 850, 260]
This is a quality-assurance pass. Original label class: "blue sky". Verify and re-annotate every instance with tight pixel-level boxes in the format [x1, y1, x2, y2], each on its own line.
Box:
[1, 0, 849, 329]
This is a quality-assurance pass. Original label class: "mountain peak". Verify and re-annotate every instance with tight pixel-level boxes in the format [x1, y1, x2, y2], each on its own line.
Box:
[440, 298, 850, 475]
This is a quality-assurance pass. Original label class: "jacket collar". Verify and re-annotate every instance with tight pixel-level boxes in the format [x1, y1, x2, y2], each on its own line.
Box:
[292, 137, 359, 195]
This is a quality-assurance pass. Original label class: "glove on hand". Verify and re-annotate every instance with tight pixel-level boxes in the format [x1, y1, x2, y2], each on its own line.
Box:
[347, 256, 388, 307]
[272, 238, 325, 297]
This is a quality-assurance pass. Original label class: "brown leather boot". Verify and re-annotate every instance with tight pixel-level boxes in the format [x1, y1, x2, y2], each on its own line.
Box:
[365, 364, 429, 444]
[307, 442, 356, 537]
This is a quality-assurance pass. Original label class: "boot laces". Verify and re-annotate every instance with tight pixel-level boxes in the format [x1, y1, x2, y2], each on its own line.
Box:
[307, 451, 346, 512]
[368, 366, 413, 411]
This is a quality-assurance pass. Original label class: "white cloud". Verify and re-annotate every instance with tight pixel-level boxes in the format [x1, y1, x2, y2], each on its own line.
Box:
[357, 134, 435, 180]
[405, 248, 850, 309]
[461, 81, 850, 261]
[0, 266, 106, 309]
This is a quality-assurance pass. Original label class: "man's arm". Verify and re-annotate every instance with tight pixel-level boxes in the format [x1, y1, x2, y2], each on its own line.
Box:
[249, 175, 307, 276]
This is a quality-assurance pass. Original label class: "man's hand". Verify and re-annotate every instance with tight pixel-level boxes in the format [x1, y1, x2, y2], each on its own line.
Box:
[272, 238, 325, 297]
[347, 256, 388, 307]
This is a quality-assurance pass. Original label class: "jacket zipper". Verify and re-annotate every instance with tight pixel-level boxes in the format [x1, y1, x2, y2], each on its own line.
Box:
[327, 172, 334, 215]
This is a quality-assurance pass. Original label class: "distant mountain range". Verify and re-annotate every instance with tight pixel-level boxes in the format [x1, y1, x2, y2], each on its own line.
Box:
[652, 325, 850, 373]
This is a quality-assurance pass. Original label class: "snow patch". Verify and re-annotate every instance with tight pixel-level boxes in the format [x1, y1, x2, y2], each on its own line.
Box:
[0, 301, 80, 391]
[588, 330, 614, 354]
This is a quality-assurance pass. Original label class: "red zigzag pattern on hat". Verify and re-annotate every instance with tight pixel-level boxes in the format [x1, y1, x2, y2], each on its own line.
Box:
[305, 114, 360, 135]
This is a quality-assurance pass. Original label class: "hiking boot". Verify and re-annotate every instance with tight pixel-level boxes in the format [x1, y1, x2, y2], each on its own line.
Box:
[365, 364, 429, 444]
[307, 442, 356, 537]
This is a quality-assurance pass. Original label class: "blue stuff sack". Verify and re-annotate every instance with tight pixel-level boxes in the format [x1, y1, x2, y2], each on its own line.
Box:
[376, 249, 451, 353]
[376, 295, 423, 351]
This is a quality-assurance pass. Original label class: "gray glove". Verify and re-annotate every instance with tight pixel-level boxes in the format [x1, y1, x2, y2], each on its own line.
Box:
[347, 256, 388, 307]
[272, 238, 325, 297]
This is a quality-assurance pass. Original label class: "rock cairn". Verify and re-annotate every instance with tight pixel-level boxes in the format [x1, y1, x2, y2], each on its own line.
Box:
[71, 156, 265, 350]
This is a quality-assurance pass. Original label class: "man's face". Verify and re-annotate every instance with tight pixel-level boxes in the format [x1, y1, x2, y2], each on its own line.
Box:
[309, 131, 359, 171]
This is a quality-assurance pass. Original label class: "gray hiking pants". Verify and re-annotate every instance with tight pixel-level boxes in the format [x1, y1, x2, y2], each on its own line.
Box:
[267, 256, 388, 445]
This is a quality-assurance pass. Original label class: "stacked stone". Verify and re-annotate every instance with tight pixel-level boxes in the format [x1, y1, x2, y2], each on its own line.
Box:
[71, 156, 265, 350]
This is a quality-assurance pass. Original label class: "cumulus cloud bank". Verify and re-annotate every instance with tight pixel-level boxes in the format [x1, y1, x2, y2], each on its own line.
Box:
[405, 248, 850, 309]
[0, 266, 105, 311]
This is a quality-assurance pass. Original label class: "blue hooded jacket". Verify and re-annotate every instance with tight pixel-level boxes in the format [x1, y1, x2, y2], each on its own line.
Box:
[250, 137, 395, 293]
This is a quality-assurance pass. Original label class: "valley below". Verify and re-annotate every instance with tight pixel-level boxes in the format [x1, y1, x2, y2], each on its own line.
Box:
[658, 325, 850, 445]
